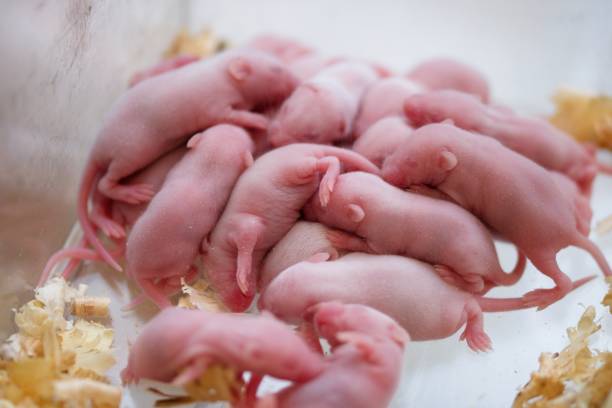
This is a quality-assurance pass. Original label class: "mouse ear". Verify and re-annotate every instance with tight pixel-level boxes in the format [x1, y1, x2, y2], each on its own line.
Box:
[187, 132, 204, 148]
[346, 204, 365, 223]
[228, 57, 253, 81]
[437, 150, 458, 171]
[242, 151, 254, 169]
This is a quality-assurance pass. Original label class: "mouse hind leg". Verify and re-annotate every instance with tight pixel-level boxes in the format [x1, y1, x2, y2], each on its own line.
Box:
[521, 254, 573, 310]
[90, 189, 127, 239]
[231, 214, 265, 297]
[459, 299, 491, 352]
[98, 161, 155, 204]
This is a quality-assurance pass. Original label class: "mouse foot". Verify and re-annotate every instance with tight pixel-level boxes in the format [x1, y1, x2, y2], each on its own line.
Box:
[521, 288, 564, 310]
[100, 182, 155, 204]
[460, 325, 492, 353]
[91, 214, 126, 239]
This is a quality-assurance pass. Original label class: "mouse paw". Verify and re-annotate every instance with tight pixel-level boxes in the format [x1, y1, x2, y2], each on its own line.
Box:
[460, 326, 492, 353]
[326, 229, 370, 253]
[522, 288, 563, 310]
[91, 215, 126, 239]
[106, 183, 155, 204]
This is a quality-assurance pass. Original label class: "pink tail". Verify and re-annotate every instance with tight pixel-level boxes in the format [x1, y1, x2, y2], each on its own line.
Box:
[78, 163, 122, 272]
[243, 374, 264, 406]
[492, 249, 527, 286]
[323, 145, 381, 175]
[598, 160, 612, 174]
[38, 246, 99, 287]
[478, 275, 595, 312]
[575, 235, 612, 276]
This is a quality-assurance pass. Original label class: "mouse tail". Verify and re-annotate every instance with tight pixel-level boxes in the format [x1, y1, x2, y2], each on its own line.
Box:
[491, 248, 527, 286]
[37, 245, 99, 287]
[326, 146, 381, 175]
[598, 160, 612, 174]
[478, 274, 595, 312]
[574, 235, 612, 276]
[78, 162, 123, 272]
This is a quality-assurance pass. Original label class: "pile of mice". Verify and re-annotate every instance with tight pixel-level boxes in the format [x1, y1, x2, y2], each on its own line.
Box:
[34, 32, 612, 407]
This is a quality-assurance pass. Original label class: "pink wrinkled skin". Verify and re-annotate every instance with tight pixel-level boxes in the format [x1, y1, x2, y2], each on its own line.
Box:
[268, 62, 379, 146]
[261, 302, 408, 408]
[382, 123, 610, 309]
[304, 171, 525, 293]
[259, 221, 364, 291]
[125, 125, 254, 308]
[128, 55, 201, 87]
[261, 253, 536, 352]
[353, 77, 423, 138]
[405, 57, 490, 102]
[121, 307, 324, 386]
[403, 90, 598, 195]
[77, 49, 298, 272]
[202, 143, 379, 312]
[352, 117, 414, 167]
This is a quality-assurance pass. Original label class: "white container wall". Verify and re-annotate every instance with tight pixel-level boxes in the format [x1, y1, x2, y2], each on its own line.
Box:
[1, 1, 611, 407]
[0, 1, 184, 338]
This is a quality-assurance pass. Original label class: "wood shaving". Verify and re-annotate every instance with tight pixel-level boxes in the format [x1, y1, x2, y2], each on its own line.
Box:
[513, 306, 612, 407]
[596, 215, 612, 237]
[70, 297, 110, 318]
[177, 279, 226, 312]
[550, 89, 612, 150]
[54, 379, 121, 407]
[0, 278, 119, 407]
[164, 28, 227, 59]
[603, 277, 612, 316]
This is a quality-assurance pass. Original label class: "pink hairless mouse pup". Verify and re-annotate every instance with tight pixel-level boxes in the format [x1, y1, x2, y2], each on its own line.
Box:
[246, 33, 314, 64]
[202, 143, 379, 312]
[352, 116, 414, 167]
[125, 125, 255, 308]
[260, 253, 593, 352]
[353, 77, 423, 138]
[405, 57, 490, 103]
[382, 123, 611, 308]
[402, 90, 607, 194]
[77, 49, 297, 272]
[304, 171, 526, 293]
[121, 307, 324, 392]
[259, 221, 365, 290]
[268, 61, 379, 146]
[258, 302, 409, 408]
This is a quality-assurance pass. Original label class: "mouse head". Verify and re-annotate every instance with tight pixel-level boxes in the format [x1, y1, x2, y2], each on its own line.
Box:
[381, 124, 458, 188]
[268, 83, 349, 146]
[122, 308, 203, 383]
[228, 51, 298, 107]
[355, 117, 413, 167]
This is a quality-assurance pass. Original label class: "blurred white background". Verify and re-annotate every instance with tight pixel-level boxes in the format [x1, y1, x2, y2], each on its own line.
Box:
[1, 1, 611, 407]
